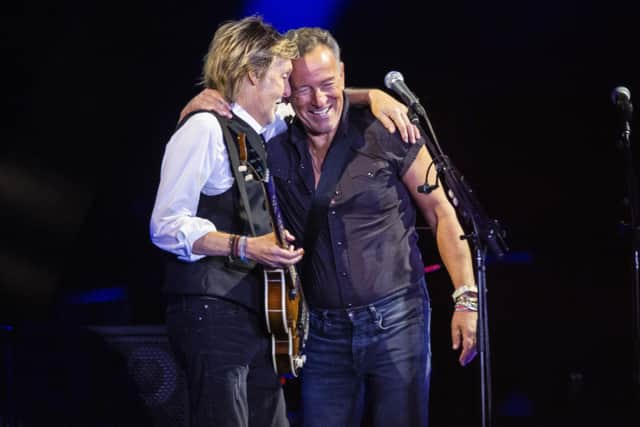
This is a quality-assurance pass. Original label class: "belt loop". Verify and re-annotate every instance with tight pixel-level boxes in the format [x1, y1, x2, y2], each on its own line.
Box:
[369, 304, 388, 330]
[345, 308, 354, 322]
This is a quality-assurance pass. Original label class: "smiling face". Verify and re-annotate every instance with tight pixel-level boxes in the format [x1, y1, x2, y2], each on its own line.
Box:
[289, 44, 345, 138]
[249, 56, 293, 126]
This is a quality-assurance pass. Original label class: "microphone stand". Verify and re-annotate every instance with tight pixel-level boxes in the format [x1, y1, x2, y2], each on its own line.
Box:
[410, 102, 508, 427]
[615, 109, 640, 396]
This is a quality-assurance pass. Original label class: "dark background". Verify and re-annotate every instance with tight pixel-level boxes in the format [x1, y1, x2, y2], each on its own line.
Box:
[2, 0, 639, 425]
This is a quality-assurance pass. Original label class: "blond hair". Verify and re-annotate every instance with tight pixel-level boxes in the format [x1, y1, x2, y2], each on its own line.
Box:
[202, 16, 298, 102]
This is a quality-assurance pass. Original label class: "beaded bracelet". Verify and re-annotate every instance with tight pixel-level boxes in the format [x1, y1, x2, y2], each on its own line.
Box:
[228, 234, 237, 257]
[233, 235, 241, 258]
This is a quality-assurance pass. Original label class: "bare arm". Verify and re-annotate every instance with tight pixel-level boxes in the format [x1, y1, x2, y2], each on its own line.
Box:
[345, 88, 420, 143]
[402, 145, 478, 366]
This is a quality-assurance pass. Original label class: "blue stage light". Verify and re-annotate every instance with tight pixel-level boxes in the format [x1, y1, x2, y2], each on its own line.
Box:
[243, 0, 346, 32]
[64, 287, 127, 305]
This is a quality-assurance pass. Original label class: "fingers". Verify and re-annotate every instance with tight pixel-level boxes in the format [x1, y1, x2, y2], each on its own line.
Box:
[283, 229, 297, 243]
[407, 123, 421, 143]
[377, 115, 397, 136]
[248, 233, 304, 268]
[458, 337, 478, 366]
[451, 326, 461, 351]
[201, 89, 232, 118]
[277, 247, 304, 267]
[256, 239, 304, 268]
[395, 110, 412, 143]
[385, 107, 419, 144]
[455, 327, 477, 366]
[452, 312, 478, 366]
[205, 95, 232, 117]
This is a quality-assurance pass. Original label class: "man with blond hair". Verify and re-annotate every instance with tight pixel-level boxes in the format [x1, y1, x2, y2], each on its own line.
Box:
[150, 16, 304, 427]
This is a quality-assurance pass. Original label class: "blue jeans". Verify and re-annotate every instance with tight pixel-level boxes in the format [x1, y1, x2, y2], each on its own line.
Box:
[166, 296, 288, 427]
[301, 282, 432, 427]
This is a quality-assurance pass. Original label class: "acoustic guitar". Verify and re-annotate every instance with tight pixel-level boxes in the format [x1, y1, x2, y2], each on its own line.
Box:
[262, 169, 308, 377]
[236, 132, 307, 377]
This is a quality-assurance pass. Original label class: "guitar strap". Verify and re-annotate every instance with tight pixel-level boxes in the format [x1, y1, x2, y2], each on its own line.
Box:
[220, 124, 258, 237]
[176, 110, 261, 239]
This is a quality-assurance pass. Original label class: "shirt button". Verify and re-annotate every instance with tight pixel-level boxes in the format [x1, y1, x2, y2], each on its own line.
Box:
[337, 241, 343, 246]
[340, 272, 348, 277]
[331, 210, 336, 215]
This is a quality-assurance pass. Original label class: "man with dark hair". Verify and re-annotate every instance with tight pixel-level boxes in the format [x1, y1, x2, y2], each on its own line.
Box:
[266, 27, 478, 426]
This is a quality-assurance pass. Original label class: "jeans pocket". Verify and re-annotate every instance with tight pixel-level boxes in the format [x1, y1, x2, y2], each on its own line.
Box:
[374, 299, 424, 332]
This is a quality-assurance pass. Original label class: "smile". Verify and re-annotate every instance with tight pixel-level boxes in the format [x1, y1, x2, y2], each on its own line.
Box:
[310, 106, 331, 116]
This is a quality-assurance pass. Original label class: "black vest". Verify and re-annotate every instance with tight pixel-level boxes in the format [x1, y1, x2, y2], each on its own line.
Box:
[163, 111, 273, 312]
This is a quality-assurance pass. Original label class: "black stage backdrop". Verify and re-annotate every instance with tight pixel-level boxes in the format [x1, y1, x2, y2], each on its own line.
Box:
[2, 1, 639, 425]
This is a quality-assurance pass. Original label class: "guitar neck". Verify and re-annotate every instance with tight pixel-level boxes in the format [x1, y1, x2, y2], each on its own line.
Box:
[264, 170, 289, 249]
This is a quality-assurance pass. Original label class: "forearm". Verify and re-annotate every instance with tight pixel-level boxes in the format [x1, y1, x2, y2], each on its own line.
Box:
[192, 231, 235, 257]
[344, 87, 377, 105]
[193, 231, 304, 268]
[435, 212, 475, 288]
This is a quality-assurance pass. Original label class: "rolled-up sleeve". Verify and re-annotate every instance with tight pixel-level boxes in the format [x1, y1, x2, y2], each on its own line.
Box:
[150, 113, 230, 262]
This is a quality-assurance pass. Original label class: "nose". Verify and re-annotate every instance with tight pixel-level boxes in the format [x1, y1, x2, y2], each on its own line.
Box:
[283, 79, 292, 99]
[311, 87, 328, 106]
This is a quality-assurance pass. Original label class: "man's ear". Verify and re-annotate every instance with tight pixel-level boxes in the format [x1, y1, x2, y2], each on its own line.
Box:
[248, 70, 259, 86]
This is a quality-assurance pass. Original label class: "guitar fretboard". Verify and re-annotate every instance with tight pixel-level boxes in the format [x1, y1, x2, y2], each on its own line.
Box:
[264, 170, 288, 249]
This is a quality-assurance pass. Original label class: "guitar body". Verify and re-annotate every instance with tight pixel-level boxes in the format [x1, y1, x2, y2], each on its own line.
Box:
[264, 266, 307, 376]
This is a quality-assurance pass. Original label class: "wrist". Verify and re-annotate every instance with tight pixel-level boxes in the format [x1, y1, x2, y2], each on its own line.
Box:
[452, 284, 478, 312]
[451, 284, 478, 302]
[243, 236, 253, 261]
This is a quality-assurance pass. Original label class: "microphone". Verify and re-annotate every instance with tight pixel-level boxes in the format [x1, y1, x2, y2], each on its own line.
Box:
[611, 86, 633, 121]
[384, 71, 425, 120]
[385, 71, 437, 193]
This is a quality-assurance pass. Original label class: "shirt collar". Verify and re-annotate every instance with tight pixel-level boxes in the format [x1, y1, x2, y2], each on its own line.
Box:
[231, 103, 267, 136]
[231, 102, 291, 142]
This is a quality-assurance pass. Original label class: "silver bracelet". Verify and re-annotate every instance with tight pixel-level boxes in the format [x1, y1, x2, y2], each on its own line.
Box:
[455, 300, 478, 312]
[451, 284, 478, 302]
[238, 236, 248, 262]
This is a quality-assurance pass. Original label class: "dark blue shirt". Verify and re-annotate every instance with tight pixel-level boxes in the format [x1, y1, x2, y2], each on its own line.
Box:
[267, 100, 426, 309]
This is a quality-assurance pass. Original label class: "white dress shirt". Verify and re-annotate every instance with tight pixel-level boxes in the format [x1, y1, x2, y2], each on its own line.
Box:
[150, 103, 290, 262]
